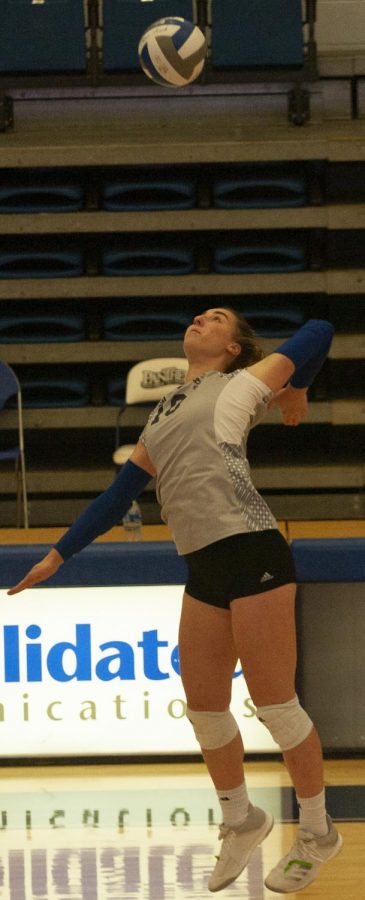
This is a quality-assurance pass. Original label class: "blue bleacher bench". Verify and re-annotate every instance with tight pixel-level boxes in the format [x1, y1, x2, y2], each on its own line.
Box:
[0, 0, 87, 73]
[211, 0, 304, 69]
[103, 0, 194, 71]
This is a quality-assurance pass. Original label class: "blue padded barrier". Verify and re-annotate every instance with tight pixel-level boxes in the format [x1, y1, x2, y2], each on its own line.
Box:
[103, 176, 197, 211]
[0, 313, 86, 343]
[1, 540, 363, 590]
[0, 0, 86, 73]
[214, 237, 307, 274]
[292, 540, 365, 583]
[213, 165, 306, 209]
[102, 247, 194, 276]
[0, 251, 84, 279]
[0, 181, 84, 214]
[103, 311, 191, 341]
[103, 0, 194, 71]
[18, 377, 90, 409]
[211, 0, 304, 68]
[0, 543, 188, 588]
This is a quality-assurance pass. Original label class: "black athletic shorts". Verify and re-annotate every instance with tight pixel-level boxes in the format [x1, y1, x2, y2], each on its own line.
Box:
[184, 530, 296, 609]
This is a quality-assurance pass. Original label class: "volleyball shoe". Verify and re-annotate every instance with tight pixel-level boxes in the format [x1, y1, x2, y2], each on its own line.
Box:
[208, 804, 274, 892]
[264, 815, 343, 893]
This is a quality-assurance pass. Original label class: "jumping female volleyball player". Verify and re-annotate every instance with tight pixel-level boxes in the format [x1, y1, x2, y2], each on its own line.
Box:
[9, 309, 343, 894]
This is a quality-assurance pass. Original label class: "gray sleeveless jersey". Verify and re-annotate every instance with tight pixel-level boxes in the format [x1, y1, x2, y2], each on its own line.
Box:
[140, 368, 278, 554]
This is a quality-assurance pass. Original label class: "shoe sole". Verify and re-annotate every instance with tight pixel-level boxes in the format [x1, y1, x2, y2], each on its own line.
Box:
[264, 833, 343, 894]
[208, 813, 274, 893]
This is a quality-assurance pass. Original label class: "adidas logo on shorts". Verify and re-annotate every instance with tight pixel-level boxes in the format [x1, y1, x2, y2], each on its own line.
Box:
[260, 572, 274, 583]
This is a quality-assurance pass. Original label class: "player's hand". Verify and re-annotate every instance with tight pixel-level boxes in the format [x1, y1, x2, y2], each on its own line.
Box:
[7, 549, 64, 595]
[269, 385, 309, 426]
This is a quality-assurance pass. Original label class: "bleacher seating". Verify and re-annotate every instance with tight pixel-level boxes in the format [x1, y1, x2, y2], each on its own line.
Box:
[0, 170, 84, 213]
[102, 169, 198, 210]
[0, 250, 84, 279]
[0, 0, 87, 73]
[0, 311, 86, 344]
[102, 244, 195, 276]
[212, 163, 307, 209]
[211, 0, 304, 69]
[0, 155, 363, 526]
[213, 234, 308, 273]
[103, 0, 194, 71]
[103, 310, 191, 341]
[14, 376, 91, 409]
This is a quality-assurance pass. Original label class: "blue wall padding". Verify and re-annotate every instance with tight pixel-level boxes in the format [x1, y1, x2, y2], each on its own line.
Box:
[0, 543, 188, 588]
[292, 540, 365, 582]
[211, 0, 304, 68]
[0, 0, 86, 73]
[103, 311, 191, 340]
[102, 247, 194, 276]
[214, 239, 307, 273]
[0, 251, 83, 279]
[0, 540, 364, 590]
[103, 0, 194, 71]
[0, 313, 86, 343]
[103, 177, 197, 210]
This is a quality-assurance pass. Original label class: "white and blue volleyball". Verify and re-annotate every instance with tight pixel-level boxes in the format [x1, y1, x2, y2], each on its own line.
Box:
[138, 17, 207, 87]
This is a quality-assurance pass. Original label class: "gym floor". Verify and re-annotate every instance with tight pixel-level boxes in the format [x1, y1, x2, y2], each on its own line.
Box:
[0, 757, 363, 899]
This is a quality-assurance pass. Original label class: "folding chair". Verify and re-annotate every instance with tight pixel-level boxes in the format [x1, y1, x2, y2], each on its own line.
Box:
[113, 357, 188, 464]
[0, 361, 28, 527]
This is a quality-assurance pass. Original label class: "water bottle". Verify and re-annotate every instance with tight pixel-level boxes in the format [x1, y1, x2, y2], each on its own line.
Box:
[122, 500, 143, 541]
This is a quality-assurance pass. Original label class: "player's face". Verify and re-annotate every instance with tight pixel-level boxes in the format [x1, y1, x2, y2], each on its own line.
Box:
[184, 308, 239, 358]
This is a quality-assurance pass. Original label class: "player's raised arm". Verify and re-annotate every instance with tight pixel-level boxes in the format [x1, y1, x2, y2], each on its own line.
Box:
[247, 319, 334, 394]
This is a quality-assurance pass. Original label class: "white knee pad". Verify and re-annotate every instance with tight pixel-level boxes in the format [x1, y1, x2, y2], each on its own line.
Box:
[186, 707, 239, 750]
[256, 695, 313, 751]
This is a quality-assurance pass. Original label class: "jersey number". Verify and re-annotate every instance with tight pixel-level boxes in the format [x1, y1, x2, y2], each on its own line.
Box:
[150, 392, 187, 426]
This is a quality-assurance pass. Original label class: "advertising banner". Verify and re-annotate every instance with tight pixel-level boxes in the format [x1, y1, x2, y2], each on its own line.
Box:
[0, 585, 277, 756]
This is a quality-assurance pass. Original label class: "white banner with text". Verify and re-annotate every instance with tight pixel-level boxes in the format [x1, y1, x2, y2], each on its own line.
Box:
[0, 585, 277, 756]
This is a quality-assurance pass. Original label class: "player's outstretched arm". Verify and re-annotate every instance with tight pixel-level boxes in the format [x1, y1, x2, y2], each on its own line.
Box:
[7, 444, 155, 595]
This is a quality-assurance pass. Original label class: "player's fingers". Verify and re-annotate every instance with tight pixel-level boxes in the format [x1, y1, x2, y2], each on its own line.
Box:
[7, 568, 49, 597]
[7, 576, 35, 595]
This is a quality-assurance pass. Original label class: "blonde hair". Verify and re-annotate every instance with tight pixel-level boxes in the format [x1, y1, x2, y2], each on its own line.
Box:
[223, 308, 264, 372]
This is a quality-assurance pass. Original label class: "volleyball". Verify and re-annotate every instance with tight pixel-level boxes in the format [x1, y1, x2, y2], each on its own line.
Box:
[138, 17, 207, 88]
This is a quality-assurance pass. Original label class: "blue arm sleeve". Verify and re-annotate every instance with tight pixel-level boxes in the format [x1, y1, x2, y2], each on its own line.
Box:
[54, 460, 151, 561]
[274, 319, 334, 388]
